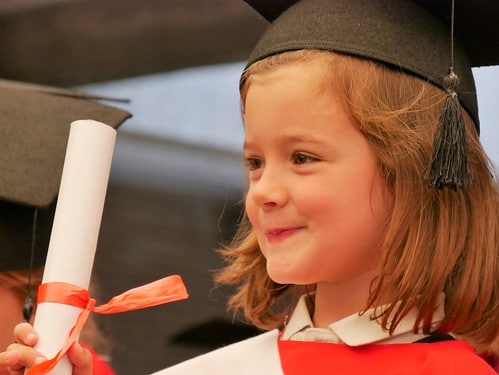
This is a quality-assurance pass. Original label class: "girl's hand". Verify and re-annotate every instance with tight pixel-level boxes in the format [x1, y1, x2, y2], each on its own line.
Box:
[0, 323, 92, 375]
[0, 322, 45, 375]
[67, 342, 93, 375]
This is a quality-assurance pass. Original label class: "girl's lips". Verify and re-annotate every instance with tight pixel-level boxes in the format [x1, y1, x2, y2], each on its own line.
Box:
[265, 227, 303, 242]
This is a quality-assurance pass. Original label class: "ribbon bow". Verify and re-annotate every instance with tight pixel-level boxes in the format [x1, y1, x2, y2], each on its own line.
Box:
[26, 275, 188, 375]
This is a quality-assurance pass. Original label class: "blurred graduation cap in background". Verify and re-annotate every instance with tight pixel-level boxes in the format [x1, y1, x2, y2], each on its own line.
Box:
[242, 0, 499, 189]
[0, 79, 131, 272]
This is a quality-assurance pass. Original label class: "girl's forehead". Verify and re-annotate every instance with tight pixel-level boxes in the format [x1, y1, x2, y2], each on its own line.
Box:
[245, 60, 332, 102]
[244, 77, 356, 146]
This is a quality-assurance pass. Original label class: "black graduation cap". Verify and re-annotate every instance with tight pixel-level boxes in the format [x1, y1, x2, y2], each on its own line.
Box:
[242, 0, 499, 189]
[244, 0, 499, 127]
[0, 79, 131, 271]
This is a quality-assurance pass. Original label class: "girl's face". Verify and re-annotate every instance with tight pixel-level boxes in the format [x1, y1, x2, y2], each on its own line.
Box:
[243, 62, 391, 290]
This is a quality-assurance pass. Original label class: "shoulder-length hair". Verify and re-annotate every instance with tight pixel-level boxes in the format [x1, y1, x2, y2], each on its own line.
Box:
[216, 50, 498, 352]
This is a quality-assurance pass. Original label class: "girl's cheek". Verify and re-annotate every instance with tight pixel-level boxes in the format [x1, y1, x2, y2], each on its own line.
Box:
[245, 192, 255, 220]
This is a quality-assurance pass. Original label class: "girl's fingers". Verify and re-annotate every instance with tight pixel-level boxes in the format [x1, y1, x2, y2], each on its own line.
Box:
[8, 368, 25, 375]
[68, 343, 93, 375]
[13, 323, 38, 347]
[5, 324, 92, 375]
[4, 322, 46, 373]
[4, 343, 46, 371]
[0, 350, 20, 369]
[7, 360, 30, 375]
[0, 348, 44, 375]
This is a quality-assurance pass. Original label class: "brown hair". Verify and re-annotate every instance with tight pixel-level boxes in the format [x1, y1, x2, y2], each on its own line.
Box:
[0, 267, 43, 303]
[216, 50, 498, 352]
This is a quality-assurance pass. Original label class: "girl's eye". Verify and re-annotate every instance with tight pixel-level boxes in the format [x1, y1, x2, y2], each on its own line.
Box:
[291, 152, 317, 165]
[244, 157, 263, 171]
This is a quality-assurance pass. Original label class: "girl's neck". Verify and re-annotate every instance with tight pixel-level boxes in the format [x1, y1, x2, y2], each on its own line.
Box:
[312, 275, 375, 328]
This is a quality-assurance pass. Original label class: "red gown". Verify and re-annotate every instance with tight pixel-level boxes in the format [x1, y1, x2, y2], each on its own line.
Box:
[154, 330, 496, 374]
[83, 345, 115, 375]
[279, 338, 497, 374]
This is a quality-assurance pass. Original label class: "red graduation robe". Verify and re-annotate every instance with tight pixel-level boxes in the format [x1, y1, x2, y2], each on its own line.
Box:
[154, 330, 496, 374]
[279, 338, 496, 374]
[83, 345, 116, 375]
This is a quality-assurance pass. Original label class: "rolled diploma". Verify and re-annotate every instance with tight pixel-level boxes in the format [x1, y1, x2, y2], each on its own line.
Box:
[32, 120, 116, 374]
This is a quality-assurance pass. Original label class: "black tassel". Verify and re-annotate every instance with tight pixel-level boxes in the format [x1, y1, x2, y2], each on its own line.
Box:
[426, 69, 471, 190]
[23, 294, 35, 322]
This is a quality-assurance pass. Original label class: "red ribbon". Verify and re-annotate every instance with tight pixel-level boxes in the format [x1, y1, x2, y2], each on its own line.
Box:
[26, 275, 188, 375]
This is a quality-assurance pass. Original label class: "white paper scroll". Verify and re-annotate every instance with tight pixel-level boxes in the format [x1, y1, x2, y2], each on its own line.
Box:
[32, 120, 117, 374]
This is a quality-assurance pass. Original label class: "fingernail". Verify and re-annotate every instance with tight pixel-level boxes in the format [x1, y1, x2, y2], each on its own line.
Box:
[34, 356, 46, 365]
[26, 333, 36, 344]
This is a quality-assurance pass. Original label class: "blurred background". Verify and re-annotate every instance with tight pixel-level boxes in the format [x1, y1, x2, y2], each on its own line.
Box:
[1, 1, 497, 374]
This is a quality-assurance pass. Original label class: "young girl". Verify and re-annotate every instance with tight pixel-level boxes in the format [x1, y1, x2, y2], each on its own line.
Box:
[2, 0, 497, 373]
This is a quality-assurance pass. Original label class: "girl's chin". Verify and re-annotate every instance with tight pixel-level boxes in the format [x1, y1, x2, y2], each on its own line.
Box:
[266, 265, 312, 285]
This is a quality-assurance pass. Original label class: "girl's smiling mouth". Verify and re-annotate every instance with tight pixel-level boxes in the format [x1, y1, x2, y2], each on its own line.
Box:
[265, 227, 304, 243]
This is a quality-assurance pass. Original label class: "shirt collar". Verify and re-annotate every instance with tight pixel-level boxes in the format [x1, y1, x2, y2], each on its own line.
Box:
[281, 293, 446, 346]
[281, 294, 315, 340]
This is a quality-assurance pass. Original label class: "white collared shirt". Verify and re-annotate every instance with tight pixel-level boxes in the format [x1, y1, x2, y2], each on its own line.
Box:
[281, 293, 447, 346]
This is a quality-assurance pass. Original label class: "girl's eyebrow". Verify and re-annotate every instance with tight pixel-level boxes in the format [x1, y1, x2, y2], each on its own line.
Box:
[244, 134, 329, 150]
[279, 134, 329, 145]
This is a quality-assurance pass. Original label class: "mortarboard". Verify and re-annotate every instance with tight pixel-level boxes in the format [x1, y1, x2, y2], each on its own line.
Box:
[0, 79, 131, 271]
[241, 0, 499, 188]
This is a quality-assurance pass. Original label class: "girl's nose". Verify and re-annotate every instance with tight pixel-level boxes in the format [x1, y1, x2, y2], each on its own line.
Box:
[249, 169, 288, 209]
